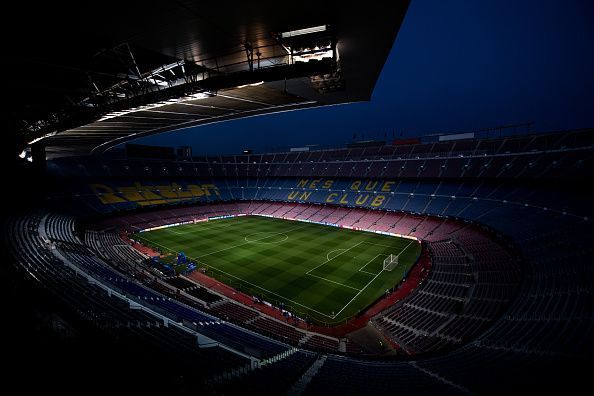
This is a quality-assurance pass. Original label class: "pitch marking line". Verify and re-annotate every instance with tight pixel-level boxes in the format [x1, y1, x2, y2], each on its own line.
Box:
[358, 254, 388, 275]
[163, 228, 191, 236]
[306, 245, 388, 292]
[306, 273, 362, 291]
[197, 223, 310, 259]
[326, 249, 346, 261]
[139, 220, 419, 321]
[244, 232, 289, 244]
[199, 221, 236, 230]
[187, 254, 335, 319]
[153, 219, 236, 237]
[362, 241, 406, 249]
[332, 267, 385, 319]
[306, 240, 365, 275]
[332, 238, 419, 319]
[138, 222, 306, 258]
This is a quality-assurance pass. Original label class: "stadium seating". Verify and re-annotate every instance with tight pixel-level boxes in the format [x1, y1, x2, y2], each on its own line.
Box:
[48, 128, 594, 182]
[4, 214, 251, 383]
[7, 129, 594, 394]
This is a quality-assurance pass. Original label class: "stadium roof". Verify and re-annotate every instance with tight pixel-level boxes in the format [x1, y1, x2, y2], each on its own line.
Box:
[6, 1, 410, 159]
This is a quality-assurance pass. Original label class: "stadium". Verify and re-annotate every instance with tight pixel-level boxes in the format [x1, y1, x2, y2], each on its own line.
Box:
[2, 1, 593, 395]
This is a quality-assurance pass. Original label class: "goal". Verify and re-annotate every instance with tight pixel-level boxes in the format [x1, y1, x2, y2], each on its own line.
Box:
[383, 254, 399, 271]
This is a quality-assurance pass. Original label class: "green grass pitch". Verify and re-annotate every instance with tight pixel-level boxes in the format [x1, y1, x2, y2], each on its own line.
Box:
[135, 215, 422, 325]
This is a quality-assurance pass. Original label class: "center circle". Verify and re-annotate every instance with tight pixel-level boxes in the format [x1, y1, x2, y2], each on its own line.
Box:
[244, 232, 289, 244]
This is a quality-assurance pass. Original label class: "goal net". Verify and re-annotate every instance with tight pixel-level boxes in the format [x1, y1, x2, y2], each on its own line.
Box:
[383, 254, 399, 271]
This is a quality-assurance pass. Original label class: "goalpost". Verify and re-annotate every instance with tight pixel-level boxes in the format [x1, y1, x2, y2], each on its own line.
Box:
[383, 254, 399, 271]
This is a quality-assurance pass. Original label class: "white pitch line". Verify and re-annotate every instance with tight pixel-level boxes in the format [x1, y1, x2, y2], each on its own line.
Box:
[164, 219, 237, 235]
[332, 238, 419, 319]
[164, 228, 190, 236]
[362, 241, 407, 249]
[197, 223, 310, 259]
[358, 253, 388, 274]
[140, 219, 419, 322]
[306, 273, 362, 291]
[138, 221, 306, 258]
[326, 248, 346, 261]
[188, 255, 335, 319]
[332, 267, 385, 319]
[244, 232, 289, 244]
[306, 240, 365, 275]
[399, 239, 418, 258]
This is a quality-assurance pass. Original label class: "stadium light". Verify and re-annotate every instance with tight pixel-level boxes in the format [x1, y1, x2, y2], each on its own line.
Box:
[27, 131, 57, 145]
[293, 48, 333, 63]
[281, 25, 327, 38]
[98, 92, 211, 121]
[237, 81, 265, 89]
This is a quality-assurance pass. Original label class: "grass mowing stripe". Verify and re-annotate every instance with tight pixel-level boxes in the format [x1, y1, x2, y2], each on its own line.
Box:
[136, 215, 422, 325]
[198, 222, 311, 258]
[305, 240, 365, 275]
[332, 237, 421, 318]
[183, 252, 336, 319]
[332, 266, 386, 319]
[305, 272, 362, 291]
[362, 241, 410, 249]
[358, 253, 388, 274]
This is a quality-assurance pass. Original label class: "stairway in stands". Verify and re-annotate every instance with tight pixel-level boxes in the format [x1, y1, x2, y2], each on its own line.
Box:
[287, 355, 327, 396]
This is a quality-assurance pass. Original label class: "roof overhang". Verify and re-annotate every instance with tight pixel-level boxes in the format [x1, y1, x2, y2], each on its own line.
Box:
[6, 1, 410, 159]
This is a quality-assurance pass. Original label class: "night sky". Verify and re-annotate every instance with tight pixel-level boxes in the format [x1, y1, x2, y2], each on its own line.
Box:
[132, 0, 594, 155]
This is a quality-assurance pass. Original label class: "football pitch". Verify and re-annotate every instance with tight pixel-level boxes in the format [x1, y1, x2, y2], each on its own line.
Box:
[135, 215, 421, 325]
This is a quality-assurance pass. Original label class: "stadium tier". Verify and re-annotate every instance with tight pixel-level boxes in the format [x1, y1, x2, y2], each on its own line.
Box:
[4, 129, 594, 394]
[47, 128, 594, 179]
[7, 1, 593, 392]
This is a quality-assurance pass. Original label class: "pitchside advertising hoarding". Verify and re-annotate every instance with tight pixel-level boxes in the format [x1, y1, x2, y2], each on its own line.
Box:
[139, 212, 418, 242]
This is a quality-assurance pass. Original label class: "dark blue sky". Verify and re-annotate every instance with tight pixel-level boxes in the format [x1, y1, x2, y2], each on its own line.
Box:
[132, 0, 594, 155]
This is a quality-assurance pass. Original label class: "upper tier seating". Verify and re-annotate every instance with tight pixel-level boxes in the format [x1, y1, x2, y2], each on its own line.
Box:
[11, 129, 594, 393]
